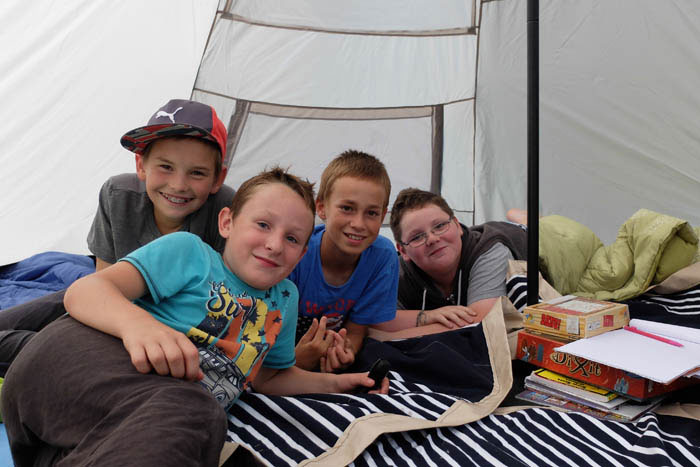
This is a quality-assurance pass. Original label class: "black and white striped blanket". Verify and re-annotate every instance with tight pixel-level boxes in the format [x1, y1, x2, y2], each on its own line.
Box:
[226, 285, 700, 466]
[352, 410, 700, 466]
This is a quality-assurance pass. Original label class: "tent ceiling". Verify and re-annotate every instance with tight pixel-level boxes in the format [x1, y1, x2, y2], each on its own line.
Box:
[220, 0, 478, 33]
[195, 16, 477, 108]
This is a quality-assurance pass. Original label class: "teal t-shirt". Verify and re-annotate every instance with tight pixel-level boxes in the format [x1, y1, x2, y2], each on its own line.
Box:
[121, 232, 297, 409]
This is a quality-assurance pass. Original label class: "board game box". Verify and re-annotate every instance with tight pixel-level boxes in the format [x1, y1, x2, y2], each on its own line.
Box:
[522, 295, 629, 340]
[516, 329, 698, 400]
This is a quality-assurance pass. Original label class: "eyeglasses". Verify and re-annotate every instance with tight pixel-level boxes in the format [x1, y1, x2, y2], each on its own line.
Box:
[400, 217, 454, 248]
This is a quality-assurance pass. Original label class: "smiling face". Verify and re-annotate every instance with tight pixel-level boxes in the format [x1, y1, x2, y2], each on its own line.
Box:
[136, 137, 224, 234]
[218, 183, 314, 290]
[316, 176, 387, 262]
[397, 203, 463, 278]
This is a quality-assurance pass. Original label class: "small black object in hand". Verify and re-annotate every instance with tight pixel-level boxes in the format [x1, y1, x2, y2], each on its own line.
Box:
[362, 358, 391, 392]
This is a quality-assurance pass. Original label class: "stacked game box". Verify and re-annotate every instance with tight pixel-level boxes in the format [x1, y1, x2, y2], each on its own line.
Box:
[522, 295, 629, 341]
[516, 295, 698, 411]
[515, 327, 697, 400]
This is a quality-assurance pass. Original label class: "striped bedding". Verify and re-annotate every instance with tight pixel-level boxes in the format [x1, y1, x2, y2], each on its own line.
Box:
[225, 282, 700, 466]
[352, 410, 700, 466]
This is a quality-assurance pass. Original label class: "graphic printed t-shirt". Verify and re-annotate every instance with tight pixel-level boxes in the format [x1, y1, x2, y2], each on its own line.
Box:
[121, 232, 297, 409]
[288, 224, 398, 343]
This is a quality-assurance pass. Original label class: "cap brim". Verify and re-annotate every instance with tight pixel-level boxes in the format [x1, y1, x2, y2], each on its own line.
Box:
[120, 123, 218, 155]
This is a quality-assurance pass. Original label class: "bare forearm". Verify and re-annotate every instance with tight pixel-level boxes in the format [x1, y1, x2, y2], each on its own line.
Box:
[255, 366, 341, 395]
[64, 274, 153, 339]
[345, 325, 366, 355]
[469, 298, 499, 322]
[94, 257, 113, 272]
[370, 309, 420, 332]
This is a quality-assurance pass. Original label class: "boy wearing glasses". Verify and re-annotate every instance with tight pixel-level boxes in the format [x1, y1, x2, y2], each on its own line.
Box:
[381, 188, 527, 331]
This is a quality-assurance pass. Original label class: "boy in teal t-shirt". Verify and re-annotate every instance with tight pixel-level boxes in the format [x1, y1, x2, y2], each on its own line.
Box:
[122, 230, 298, 408]
[1, 168, 388, 466]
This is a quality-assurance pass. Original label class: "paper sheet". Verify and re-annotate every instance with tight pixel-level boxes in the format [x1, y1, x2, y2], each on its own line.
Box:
[555, 323, 700, 384]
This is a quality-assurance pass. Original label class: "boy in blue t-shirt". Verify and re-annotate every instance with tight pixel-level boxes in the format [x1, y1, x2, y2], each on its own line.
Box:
[1, 168, 387, 466]
[291, 150, 399, 372]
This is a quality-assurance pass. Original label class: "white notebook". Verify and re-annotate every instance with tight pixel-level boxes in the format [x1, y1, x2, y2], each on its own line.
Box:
[554, 319, 700, 384]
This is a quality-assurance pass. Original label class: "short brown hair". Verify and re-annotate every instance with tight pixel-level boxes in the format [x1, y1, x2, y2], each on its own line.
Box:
[316, 150, 391, 210]
[142, 136, 223, 178]
[389, 188, 454, 242]
[230, 166, 316, 243]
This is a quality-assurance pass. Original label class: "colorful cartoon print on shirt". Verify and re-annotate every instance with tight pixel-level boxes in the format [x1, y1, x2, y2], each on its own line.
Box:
[187, 281, 283, 409]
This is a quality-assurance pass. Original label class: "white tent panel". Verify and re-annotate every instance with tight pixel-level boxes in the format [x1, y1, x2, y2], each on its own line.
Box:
[220, 111, 434, 210]
[0, 0, 218, 265]
[476, 0, 700, 242]
[196, 18, 477, 108]
[6, 0, 698, 269]
[474, 0, 528, 229]
[443, 99, 475, 220]
[225, 0, 477, 32]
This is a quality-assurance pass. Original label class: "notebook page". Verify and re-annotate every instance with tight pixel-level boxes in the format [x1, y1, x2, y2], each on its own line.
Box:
[554, 329, 700, 384]
[631, 318, 700, 345]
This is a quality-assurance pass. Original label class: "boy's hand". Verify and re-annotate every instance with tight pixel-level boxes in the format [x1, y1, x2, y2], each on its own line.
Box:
[334, 373, 390, 394]
[295, 317, 334, 371]
[419, 306, 477, 328]
[320, 329, 355, 373]
[121, 318, 203, 381]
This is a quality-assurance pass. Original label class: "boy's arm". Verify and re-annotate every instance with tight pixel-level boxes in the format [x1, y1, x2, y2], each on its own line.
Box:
[369, 299, 499, 341]
[64, 262, 202, 381]
[465, 297, 499, 322]
[95, 257, 113, 272]
[253, 365, 389, 396]
[372, 306, 477, 332]
[344, 321, 367, 355]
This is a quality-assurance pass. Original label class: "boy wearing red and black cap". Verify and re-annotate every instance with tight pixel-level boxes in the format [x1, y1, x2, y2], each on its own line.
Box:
[0, 99, 234, 372]
[89, 98, 233, 271]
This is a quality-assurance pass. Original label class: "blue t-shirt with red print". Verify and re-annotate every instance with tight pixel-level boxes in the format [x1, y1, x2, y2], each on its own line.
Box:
[288, 224, 398, 343]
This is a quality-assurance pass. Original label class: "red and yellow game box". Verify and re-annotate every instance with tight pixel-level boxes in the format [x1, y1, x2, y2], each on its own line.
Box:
[516, 329, 698, 400]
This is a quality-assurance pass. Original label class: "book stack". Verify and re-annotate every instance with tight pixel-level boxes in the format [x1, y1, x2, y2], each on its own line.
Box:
[514, 295, 689, 421]
[515, 329, 697, 401]
[517, 368, 665, 423]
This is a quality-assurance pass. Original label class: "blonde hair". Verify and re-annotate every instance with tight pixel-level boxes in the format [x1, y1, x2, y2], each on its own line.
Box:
[316, 150, 391, 210]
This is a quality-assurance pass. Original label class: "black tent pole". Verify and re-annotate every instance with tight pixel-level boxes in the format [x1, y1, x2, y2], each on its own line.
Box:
[527, 0, 540, 305]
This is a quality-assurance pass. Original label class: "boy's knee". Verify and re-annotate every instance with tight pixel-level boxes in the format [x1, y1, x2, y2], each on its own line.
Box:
[120, 384, 227, 466]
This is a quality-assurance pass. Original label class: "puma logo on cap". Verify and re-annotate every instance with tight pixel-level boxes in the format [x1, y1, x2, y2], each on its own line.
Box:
[155, 106, 183, 124]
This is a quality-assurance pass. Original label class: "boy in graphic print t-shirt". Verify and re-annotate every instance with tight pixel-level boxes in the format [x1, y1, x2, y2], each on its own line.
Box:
[2, 165, 390, 466]
[62, 167, 389, 409]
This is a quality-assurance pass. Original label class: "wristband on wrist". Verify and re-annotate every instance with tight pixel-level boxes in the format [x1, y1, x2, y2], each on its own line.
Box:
[416, 310, 426, 327]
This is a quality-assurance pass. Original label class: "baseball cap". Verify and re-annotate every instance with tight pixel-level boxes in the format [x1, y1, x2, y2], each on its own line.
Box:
[120, 99, 227, 160]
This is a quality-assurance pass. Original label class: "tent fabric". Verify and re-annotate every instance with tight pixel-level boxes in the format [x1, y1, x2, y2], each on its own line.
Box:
[0, 0, 219, 266]
[3, 1, 700, 272]
[476, 0, 700, 242]
[222, 0, 477, 33]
